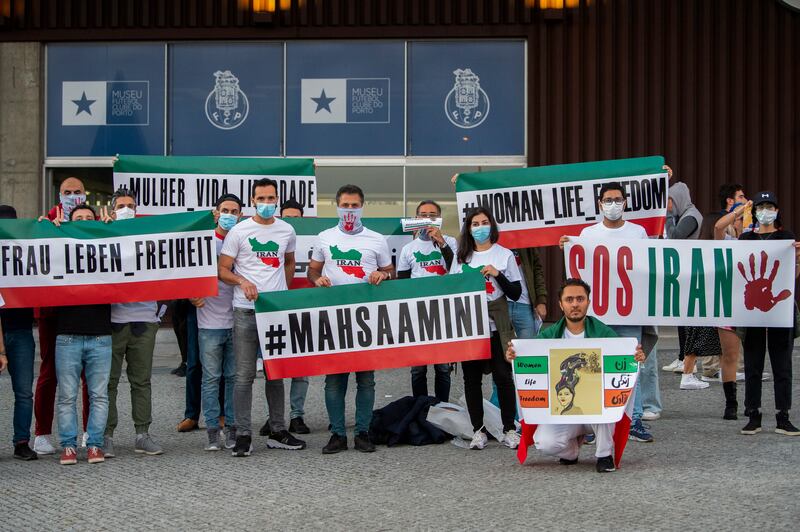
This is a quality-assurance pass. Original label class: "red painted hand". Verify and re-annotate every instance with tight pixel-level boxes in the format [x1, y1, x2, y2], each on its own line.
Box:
[737, 251, 792, 312]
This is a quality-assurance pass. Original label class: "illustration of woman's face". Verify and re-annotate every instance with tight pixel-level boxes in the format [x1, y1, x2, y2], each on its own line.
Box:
[557, 387, 574, 407]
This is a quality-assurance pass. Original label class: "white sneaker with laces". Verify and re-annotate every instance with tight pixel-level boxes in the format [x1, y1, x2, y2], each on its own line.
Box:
[701, 372, 721, 382]
[469, 430, 488, 450]
[680, 373, 710, 390]
[642, 411, 661, 421]
[80, 431, 89, 448]
[33, 435, 56, 455]
[502, 430, 521, 449]
[662, 359, 685, 373]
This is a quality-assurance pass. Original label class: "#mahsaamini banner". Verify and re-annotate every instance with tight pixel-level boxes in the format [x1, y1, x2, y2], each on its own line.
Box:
[455, 156, 668, 248]
[255, 272, 491, 379]
[512, 338, 639, 425]
[113, 155, 316, 217]
[0, 211, 218, 308]
[564, 237, 796, 327]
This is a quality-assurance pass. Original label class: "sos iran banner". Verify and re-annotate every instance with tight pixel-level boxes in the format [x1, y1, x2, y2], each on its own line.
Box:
[113, 155, 316, 217]
[512, 338, 639, 425]
[255, 272, 490, 379]
[456, 156, 667, 248]
[0, 211, 218, 308]
[564, 238, 796, 327]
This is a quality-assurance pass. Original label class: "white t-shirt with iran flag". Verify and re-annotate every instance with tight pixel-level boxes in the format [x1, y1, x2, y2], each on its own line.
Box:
[197, 232, 235, 329]
[397, 235, 458, 278]
[221, 217, 297, 309]
[311, 226, 392, 286]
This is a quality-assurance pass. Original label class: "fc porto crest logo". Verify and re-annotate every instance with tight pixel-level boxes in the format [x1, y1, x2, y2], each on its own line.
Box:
[445, 68, 490, 129]
[205, 70, 249, 130]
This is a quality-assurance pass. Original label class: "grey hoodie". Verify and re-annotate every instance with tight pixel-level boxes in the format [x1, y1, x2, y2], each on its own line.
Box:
[667, 182, 703, 240]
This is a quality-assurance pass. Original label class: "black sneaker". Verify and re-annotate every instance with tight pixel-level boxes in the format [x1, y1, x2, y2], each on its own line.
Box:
[231, 435, 252, 457]
[354, 432, 376, 453]
[259, 420, 271, 437]
[267, 430, 306, 450]
[322, 433, 348, 454]
[289, 417, 311, 434]
[775, 412, 800, 436]
[741, 412, 762, 435]
[171, 362, 187, 377]
[559, 457, 578, 466]
[596, 455, 616, 473]
[13, 442, 38, 461]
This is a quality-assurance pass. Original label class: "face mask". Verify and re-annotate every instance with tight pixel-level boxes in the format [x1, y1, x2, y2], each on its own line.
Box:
[728, 202, 743, 214]
[602, 202, 624, 221]
[471, 226, 491, 244]
[256, 202, 277, 219]
[218, 213, 238, 231]
[60, 193, 86, 219]
[756, 209, 777, 226]
[337, 207, 363, 233]
[115, 207, 135, 220]
[418, 228, 431, 241]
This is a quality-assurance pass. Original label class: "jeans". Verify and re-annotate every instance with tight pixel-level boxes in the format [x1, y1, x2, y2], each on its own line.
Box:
[107, 322, 157, 436]
[325, 371, 375, 435]
[199, 328, 235, 430]
[290, 377, 309, 419]
[610, 325, 643, 423]
[640, 344, 662, 414]
[411, 364, 451, 402]
[508, 300, 540, 339]
[184, 306, 202, 421]
[4, 329, 35, 444]
[55, 335, 112, 449]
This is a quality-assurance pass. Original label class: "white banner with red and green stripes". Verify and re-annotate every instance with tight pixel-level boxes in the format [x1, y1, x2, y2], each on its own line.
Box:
[255, 272, 491, 379]
[284, 217, 413, 289]
[456, 156, 668, 248]
[113, 155, 316, 217]
[0, 211, 218, 308]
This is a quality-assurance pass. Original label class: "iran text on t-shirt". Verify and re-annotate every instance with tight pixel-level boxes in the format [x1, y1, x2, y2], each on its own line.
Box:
[220, 217, 297, 310]
[397, 235, 458, 278]
[197, 233, 235, 330]
[311, 226, 392, 286]
[579, 220, 648, 240]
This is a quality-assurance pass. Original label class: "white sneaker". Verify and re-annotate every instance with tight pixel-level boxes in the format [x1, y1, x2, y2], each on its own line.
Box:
[33, 435, 57, 455]
[642, 411, 661, 421]
[680, 373, 710, 390]
[502, 430, 521, 449]
[736, 372, 746, 382]
[762, 372, 771, 381]
[662, 359, 684, 373]
[80, 431, 89, 449]
[701, 372, 721, 382]
[469, 430, 488, 450]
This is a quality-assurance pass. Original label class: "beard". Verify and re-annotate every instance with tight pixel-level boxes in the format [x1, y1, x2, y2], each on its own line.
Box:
[565, 313, 586, 323]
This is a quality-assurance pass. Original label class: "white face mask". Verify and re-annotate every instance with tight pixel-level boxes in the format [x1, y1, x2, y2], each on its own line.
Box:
[115, 207, 135, 220]
[756, 210, 777, 226]
[601, 202, 624, 221]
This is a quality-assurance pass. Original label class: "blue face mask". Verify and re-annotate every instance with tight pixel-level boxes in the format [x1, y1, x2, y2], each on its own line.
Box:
[256, 202, 277, 219]
[471, 226, 491, 244]
[218, 213, 238, 231]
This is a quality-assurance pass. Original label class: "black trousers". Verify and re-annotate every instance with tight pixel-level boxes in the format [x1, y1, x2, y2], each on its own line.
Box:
[462, 333, 517, 433]
[742, 327, 793, 413]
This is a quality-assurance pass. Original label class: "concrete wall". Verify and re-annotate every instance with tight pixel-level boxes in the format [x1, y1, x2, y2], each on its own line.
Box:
[0, 42, 42, 219]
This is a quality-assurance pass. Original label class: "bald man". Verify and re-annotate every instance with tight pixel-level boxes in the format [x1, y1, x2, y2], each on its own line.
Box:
[45, 177, 87, 222]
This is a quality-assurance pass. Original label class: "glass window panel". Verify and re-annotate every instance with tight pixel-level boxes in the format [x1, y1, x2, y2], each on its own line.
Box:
[314, 166, 404, 218]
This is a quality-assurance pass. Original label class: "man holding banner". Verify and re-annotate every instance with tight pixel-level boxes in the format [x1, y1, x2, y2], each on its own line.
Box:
[308, 184, 395, 454]
[219, 178, 306, 457]
[507, 279, 647, 473]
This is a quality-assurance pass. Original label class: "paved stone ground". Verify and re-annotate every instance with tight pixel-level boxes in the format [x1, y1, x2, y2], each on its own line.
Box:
[0, 333, 798, 531]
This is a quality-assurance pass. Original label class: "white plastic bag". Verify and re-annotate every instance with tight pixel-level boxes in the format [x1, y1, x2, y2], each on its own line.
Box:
[426, 401, 473, 440]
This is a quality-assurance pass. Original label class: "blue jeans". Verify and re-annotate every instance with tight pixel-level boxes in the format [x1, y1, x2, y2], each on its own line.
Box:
[184, 306, 201, 420]
[199, 328, 235, 430]
[290, 377, 309, 419]
[640, 344, 662, 414]
[610, 325, 644, 423]
[411, 364, 451, 402]
[508, 300, 540, 339]
[4, 329, 35, 445]
[55, 335, 112, 449]
[325, 371, 375, 435]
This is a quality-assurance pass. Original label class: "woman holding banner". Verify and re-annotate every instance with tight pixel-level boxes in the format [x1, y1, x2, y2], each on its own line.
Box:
[451, 207, 521, 451]
[737, 192, 800, 436]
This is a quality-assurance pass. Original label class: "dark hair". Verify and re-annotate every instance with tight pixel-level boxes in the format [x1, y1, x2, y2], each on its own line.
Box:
[718, 183, 744, 211]
[0, 205, 17, 219]
[558, 278, 591, 299]
[280, 199, 304, 216]
[111, 186, 135, 209]
[215, 193, 243, 210]
[252, 178, 278, 198]
[335, 184, 365, 206]
[457, 207, 499, 264]
[70, 203, 96, 220]
[598, 182, 626, 201]
[416, 200, 442, 215]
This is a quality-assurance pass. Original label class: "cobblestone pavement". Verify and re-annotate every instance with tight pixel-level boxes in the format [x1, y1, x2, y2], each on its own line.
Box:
[0, 343, 798, 531]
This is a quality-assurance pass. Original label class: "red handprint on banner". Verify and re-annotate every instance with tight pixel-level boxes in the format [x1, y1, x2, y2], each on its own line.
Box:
[737, 250, 792, 312]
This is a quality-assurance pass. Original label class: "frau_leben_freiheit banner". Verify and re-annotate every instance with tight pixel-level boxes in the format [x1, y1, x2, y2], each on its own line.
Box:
[255, 272, 491, 379]
[0, 211, 218, 308]
[512, 338, 639, 425]
[456, 156, 668, 248]
[564, 237, 796, 327]
[113, 154, 316, 217]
